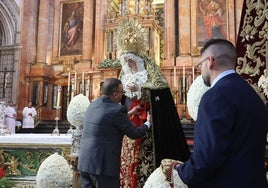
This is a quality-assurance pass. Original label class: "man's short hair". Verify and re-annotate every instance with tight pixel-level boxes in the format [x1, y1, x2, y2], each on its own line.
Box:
[201, 39, 237, 65]
[102, 78, 122, 96]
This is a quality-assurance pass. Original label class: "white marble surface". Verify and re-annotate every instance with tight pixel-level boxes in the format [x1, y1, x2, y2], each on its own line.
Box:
[0, 134, 72, 144]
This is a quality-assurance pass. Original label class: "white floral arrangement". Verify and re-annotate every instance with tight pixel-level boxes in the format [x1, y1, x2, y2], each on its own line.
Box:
[67, 94, 90, 128]
[187, 75, 210, 121]
[258, 69, 268, 97]
[36, 153, 72, 188]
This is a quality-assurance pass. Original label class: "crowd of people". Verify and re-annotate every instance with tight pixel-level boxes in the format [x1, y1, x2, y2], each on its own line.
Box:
[2, 100, 37, 134]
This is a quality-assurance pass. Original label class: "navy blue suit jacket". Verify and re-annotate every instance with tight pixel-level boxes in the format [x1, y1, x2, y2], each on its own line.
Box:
[178, 73, 268, 188]
[78, 96, 149, 177]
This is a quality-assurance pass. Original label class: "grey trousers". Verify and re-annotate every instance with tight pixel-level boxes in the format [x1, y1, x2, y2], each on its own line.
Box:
[80, 171, 120, 188]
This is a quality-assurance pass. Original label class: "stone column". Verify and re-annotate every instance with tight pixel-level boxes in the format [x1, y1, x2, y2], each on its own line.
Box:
[36, 0, 49, 64]
[164, 0, 175, 66]
[178, 0, 191, 55]
[94, 0, 106, 67]
[83, 0, 94, 62]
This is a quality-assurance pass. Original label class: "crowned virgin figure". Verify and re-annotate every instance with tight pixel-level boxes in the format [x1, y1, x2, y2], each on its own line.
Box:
[116, 18, 190, 188]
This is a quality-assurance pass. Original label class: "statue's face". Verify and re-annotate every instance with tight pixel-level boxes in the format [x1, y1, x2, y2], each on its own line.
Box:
[125, 58, 138, 73]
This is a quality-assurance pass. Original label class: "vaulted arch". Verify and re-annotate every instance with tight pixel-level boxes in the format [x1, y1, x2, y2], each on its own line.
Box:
[0, 0, 19, 46]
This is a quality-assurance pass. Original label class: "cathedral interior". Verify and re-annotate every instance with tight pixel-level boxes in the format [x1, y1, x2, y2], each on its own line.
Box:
[0, 0, 267, 187]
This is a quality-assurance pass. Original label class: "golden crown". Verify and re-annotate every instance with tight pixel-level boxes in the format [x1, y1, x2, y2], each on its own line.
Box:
[116, 17, 147, 56]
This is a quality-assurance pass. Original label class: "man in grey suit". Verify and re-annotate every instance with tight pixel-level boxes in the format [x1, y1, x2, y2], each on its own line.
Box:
[78, 78, 151, 188]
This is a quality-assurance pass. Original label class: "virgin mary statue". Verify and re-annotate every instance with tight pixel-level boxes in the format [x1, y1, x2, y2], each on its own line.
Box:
[117, 18, 190, 187]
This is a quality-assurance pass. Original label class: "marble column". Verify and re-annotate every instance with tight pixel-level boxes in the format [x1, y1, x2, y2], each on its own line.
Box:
[164, 0, 175, 66]
[94, 0, 106, 67]
[36, 0, 50, 64]
[83, 0, 94, 62]
[178, 0, 191, 55]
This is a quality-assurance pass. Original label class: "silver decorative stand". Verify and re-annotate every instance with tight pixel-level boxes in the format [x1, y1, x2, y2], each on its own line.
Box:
[66, 124, 74, 135]
[0, 101, 10, 136]
[51, 106, 61, 136]
[180, 87, 191, 124]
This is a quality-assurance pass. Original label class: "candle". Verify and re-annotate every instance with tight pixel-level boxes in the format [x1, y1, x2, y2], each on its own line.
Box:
[56, 85, 61, 107]
[74, 72, 77, 94]
[173, 66, 177, 88]
[82, 71, 85, 94]
[86, 78, 90, 98]
[67, 72, 70, 93]
[183, 66, 185, 88]
[71, 77, 75, 99]
[192, 66, 195, 82]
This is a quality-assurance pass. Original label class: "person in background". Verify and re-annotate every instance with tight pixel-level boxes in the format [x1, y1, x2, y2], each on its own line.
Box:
[22, 101, 37, 130]
[5, 101, 17, 134]
[173, 39, 268, 187]
[78, 78, 151, 188]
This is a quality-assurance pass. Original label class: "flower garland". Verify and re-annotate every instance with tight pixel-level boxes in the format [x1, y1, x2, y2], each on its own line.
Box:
[187, 75, 210, 121]
[36, 153, 72, 188]
[67, 94, 90, 128]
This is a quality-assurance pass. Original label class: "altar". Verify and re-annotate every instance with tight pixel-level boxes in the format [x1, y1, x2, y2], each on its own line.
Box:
[0, 134, 72, 187]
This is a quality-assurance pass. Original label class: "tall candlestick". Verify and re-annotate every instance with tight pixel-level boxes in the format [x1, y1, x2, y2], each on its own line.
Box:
[67, 72, 70, 93]
[183, 66, 185, 88]
[192, 66, 195, 82]
[86, 78, 90, 98]
[74, 72, 77, 94]
[82, 71, 85, 94]
[173, 66, 177, 88]
[56, 85, 61, 107]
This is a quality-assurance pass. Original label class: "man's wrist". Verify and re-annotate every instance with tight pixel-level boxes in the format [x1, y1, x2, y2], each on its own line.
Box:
[144, 121, 151, 129]
[173, 163, 180, 171]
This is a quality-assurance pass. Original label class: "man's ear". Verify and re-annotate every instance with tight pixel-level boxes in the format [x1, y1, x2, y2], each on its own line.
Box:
[207, 56, 215, 70]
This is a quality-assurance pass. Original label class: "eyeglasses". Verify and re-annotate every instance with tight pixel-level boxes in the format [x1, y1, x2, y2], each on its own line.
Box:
[116, 90, 126, 94]
[196, 57, 209, 70]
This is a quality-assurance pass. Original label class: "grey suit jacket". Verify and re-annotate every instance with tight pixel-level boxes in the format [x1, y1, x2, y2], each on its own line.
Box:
[78, 96, 149, 177]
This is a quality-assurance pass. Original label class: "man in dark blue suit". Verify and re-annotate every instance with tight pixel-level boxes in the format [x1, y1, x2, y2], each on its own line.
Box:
[175, 39, 268, 187]
[78, 78, 151, 188]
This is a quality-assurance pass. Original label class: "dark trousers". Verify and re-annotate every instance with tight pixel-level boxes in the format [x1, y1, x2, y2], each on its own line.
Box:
[80, 171, 120, 188]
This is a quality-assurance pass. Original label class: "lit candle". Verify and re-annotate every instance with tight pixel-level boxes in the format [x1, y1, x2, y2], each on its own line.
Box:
[183, 66, 185, 88]
[67, 72, 70, 93]
[56, 85, 61, 107]
[173, 66, 176, 88]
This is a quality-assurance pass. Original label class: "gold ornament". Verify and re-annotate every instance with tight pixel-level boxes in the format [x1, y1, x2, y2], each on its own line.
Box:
[116, 17, 147, 56]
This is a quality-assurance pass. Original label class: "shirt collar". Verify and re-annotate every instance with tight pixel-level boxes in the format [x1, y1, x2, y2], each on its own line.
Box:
[211, 69, 236, 87]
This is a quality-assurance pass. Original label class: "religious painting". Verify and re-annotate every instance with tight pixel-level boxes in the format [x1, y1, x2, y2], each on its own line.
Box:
[59, 1, 84, 56]
[197, 0, 228, 47]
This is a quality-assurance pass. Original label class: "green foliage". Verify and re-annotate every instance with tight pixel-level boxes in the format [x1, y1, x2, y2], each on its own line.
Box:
[0, 177, 15, 188]
[97, 59, 121, 69]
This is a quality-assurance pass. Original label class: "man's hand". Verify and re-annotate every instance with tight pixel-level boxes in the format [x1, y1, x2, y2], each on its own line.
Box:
[161, 159, 183, 183]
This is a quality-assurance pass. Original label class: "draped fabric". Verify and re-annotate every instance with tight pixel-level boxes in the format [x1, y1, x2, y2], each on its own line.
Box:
[235, 0, 268, 173]
[235, 0, 268, 105]
[120, 99, 153, 188]
[150, 88, 190, 167]
[120, 90, 190, 187]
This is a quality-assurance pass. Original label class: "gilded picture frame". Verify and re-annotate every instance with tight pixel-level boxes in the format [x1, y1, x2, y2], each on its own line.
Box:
[59, 1, 84, 56]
